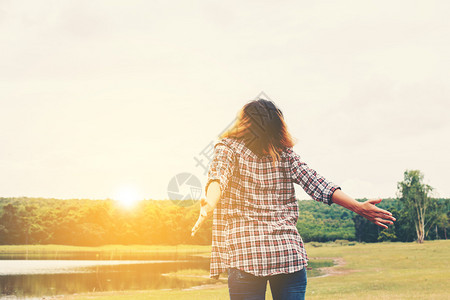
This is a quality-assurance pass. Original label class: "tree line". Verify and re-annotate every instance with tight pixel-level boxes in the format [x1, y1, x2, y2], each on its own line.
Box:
[297, 197, 449, 243]
[299, 170, 449, 243]
[0, 170, 448, 246]
[0, 197, 447, 246]
[0, 198, 211, 246]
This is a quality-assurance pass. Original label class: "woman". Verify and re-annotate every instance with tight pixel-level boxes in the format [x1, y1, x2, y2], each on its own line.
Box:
[191, 99, 395, 300]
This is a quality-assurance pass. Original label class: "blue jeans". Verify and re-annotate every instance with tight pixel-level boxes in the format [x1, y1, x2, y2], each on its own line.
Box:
[227, 267, 307, 300]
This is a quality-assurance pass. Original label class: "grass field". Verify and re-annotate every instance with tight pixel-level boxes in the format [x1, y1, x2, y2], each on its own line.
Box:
[56, 240, 450, 300]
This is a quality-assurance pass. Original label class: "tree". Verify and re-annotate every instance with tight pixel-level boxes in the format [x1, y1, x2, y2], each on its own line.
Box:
[352, 214, 379, 242]
[397, 170, 433, 243]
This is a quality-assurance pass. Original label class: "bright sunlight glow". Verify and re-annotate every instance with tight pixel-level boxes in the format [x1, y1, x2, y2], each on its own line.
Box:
[112, 185, 143, 209]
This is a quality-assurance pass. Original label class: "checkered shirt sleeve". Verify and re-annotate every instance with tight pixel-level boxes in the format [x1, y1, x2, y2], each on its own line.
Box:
[205, 141, 236, 280]
[205, 142, 236, 199]
[287, 148, 340, 205]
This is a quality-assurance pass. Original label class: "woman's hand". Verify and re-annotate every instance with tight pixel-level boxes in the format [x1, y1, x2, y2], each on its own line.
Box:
[356, 198, 396, 229]
[191, 199, 214, 237]
[331, 190, 396, 229]
[191, 181, 221, 237]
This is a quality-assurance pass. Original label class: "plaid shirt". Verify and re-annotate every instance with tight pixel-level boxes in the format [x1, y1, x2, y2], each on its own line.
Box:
[205, 137, 340, 279]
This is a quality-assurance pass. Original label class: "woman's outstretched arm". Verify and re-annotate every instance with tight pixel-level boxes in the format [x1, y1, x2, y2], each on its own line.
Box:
[191, 181, 221, 237]
[331, 189, 396, 229]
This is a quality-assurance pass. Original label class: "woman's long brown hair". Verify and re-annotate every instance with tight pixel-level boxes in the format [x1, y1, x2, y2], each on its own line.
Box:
[220, 99, 296, 166]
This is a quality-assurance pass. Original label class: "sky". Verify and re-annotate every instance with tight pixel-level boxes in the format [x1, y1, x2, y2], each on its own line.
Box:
[1, 0, 449, 202]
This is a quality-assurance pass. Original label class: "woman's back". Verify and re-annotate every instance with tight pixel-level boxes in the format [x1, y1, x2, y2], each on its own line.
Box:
[207, 137, 339, 279]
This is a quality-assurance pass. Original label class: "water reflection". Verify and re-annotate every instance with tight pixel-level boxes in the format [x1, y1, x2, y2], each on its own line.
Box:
[0, 260, 181, 275]
[0, 251, 194, 261]
[0, 253, 212, 298]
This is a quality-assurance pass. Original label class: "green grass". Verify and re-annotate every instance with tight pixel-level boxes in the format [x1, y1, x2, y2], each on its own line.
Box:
[59, 240, 450, 299]
[164, 268, 211, 276]
[304, 240, 450, 299]
[307, 259, 334, 268]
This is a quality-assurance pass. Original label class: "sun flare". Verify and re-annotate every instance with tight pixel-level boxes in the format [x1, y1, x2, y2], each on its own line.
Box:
[113, 185, 143, 208]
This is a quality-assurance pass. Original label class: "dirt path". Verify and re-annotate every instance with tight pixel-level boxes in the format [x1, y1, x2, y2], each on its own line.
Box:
[309, 256, 356, 278]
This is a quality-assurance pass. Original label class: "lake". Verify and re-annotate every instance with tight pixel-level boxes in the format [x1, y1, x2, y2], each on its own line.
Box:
[0, 250, 212, 299]
[0, 249, 331, 299]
